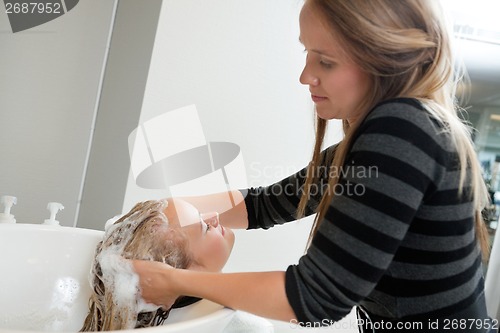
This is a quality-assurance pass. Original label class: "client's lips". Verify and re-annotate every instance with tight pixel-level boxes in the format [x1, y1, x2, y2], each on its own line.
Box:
[221, 225, 225, 236]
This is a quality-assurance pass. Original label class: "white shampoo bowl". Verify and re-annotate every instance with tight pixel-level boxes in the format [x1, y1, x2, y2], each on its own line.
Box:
[0, 224, 234, 333]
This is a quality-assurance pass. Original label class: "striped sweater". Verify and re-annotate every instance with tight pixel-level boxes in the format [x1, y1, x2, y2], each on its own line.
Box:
[242, 98, 488, 329]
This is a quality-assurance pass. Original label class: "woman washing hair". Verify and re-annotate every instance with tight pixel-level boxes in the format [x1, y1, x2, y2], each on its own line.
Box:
[80, 199, 234, 331]
[132, 1, 496, 332]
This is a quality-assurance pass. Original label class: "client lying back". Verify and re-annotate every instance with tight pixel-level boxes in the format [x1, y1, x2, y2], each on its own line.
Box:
[80, 199, 235, 331]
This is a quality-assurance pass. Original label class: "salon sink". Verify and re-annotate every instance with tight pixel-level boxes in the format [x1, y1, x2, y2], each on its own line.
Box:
[0, 224, 234, 333]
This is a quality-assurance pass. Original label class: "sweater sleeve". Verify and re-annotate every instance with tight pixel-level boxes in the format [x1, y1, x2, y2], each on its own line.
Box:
[243, 144, 337, 230]
[285, 99, 444, 324]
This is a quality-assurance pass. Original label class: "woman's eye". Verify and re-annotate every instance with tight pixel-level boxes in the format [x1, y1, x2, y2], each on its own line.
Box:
[320, 60, 333, 69]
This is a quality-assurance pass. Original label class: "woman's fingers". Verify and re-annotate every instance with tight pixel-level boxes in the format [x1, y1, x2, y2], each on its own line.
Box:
[131, 259, 178, 308]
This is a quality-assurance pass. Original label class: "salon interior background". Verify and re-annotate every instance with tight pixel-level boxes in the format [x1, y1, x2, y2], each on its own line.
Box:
[1, 0, 500, 330]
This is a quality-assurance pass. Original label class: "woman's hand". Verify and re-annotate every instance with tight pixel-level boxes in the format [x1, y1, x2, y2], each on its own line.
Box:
[131, 260, 180, 309]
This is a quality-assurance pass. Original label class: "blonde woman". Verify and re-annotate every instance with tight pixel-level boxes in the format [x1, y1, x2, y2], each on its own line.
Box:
[80, 199, 234, 331]
[133, 1, 496, 332]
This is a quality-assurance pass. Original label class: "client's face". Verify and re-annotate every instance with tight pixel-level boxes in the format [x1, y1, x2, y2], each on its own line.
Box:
[166, 199, 235, 272]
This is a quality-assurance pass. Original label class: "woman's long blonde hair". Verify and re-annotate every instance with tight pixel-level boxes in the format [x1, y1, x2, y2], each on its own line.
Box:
[296, 0, 490, 257]
[80, 200, 193, 331]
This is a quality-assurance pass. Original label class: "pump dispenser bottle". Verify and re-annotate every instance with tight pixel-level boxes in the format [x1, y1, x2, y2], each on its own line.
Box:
[43, 202, 64, 226]
[0, 196, 17, 224]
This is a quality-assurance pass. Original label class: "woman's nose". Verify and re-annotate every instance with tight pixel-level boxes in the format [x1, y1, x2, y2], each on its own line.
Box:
[299, 66, 319, 86]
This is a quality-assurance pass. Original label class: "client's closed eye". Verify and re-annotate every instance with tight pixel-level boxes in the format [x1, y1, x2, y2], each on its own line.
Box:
[202, 221, 211, 234]
[199, 212, 219, 235]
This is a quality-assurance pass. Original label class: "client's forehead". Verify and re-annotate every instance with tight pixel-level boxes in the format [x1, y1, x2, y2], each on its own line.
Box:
[168, 199, 201, 228]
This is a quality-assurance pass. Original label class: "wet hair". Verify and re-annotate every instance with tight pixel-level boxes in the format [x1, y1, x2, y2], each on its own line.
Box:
[296, 0, 490, 257]
[80, 200, 193, 331]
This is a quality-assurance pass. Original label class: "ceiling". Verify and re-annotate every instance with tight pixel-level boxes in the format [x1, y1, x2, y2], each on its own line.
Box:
[442, 0, 500, 107]
[458, 39, 500, 107]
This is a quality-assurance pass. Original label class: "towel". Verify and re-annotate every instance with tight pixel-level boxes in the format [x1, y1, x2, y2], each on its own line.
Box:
[222, 311, 274, 333]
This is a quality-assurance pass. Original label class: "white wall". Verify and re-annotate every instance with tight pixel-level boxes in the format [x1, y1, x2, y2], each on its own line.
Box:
[76, 0, 163, 230]
[0, 0, 164, 230]
[122, 3, 345, 330]
[0, 0, 115, 226]
[122, 0, 343, 273]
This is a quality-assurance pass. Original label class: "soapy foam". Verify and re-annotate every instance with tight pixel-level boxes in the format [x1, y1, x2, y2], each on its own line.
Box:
[96, 247, 161, 328]
[91, 200, 169, 330]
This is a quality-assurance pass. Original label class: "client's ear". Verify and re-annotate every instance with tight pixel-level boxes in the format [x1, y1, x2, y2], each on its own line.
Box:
[186, 262, 206, 272]
[187, 262, 222, 273]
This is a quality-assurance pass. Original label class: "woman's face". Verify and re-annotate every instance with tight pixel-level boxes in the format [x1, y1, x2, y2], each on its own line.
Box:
[299, 3, 372, 124]
[166, 199, 235, 272]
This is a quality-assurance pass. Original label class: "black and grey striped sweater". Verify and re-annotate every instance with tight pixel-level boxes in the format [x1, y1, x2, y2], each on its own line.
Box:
[242, 98, 488, 328]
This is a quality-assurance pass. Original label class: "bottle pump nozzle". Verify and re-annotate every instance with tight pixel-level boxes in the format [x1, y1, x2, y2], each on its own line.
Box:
[0, 196, 17, 224]
[43, 202, 64, 226]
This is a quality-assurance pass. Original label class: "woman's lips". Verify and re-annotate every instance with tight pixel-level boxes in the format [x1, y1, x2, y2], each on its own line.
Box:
[221, 225, 225, 236]
[311, 95, 328, 103]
